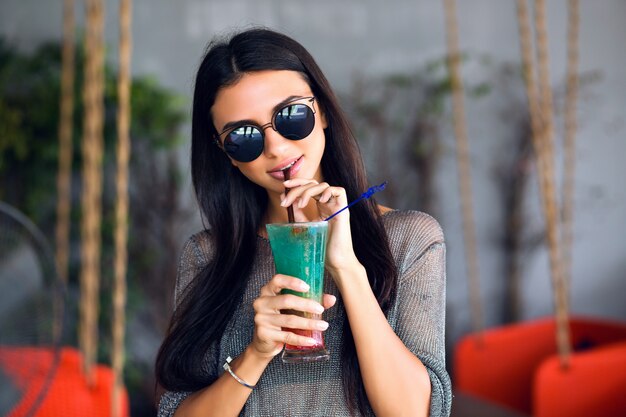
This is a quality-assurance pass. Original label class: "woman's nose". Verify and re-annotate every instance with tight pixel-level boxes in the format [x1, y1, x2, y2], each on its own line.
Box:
[262, 127, 290, 158]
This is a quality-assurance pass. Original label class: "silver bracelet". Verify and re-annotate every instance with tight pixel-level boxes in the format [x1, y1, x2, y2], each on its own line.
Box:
[223, 356, 256, 389]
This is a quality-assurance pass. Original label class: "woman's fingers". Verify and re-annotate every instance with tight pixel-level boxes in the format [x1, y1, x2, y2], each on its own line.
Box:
[282, 179, 347, 214]
[280, 178, 319, 206]
[281, 180, 325, 207]
[282, 178, 318, 188]
[281, 180, 344, 204]
[255, 293, 324, 315]
[296, 182, 331, 208]
[255, 312, 329, 332]
[322, 293, 337, 309]
[252, 273, 336, 357]
[256, 274, 324, 314]
[318, 186, 344, 204]
[256, 327, 319, 347]
[259, 274, 310, 297]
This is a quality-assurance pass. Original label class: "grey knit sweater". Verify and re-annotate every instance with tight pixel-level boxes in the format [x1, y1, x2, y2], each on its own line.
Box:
[158, 210, 452, 417]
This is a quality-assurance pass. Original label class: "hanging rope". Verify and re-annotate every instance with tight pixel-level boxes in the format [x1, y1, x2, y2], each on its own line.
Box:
[562, 0, 579, 313]
[515, 1, 543, 206]
[55, 0, 75, 286]
[516, 0, 571, 367]
[80, 0, 105, 385]
[535, 0, 571, 368]
[443, 0, 484, 337]
[111, 0, 132, 414]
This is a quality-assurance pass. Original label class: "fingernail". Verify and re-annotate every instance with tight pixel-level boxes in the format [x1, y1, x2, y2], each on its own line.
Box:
[300, 282, 310, 291]
[307, 338, 317, 345]
[317, 321, 329, 330]
[315, 305, 324, 314]
[280, 199, 287, 207]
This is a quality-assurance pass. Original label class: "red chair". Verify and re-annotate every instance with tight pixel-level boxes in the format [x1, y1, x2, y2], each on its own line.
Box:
[454, 318, 557, 414]
[534, 340, 626, 417]
[453, 316, 626, 415]
[0, 203, 129, 416]
[0, 347, 129, 417]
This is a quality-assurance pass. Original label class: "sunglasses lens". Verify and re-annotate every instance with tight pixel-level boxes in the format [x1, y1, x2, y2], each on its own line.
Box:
[224, 126, 264, 162]
[274, 103, 315, 140]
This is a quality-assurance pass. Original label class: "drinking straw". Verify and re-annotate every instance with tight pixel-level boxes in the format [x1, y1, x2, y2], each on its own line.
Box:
[324, 181, 387, 221]
[282, 168, 295, 223]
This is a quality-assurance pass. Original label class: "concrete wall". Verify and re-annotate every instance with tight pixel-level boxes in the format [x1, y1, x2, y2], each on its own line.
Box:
[2, 0, 625, 361]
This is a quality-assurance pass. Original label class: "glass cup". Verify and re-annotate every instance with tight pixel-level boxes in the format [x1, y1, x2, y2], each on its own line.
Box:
[265, 221, 330, 363]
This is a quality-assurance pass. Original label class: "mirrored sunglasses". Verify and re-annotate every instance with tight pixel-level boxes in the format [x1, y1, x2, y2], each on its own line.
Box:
[215, 96, 317, 162]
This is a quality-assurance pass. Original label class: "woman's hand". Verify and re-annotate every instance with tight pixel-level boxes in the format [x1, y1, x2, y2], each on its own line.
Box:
[250, 273, 336, 359]
[280, 178, 362, 275]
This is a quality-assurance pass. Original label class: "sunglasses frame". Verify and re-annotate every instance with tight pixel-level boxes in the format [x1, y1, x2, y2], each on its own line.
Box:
[214, 96, 317, 162]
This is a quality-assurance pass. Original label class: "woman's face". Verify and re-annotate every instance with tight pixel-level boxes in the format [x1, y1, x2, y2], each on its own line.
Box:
[211, 70, 327, 196]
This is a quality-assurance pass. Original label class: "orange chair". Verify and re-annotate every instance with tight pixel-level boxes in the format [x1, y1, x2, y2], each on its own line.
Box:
[454, 318, 557, 414]
[534, 340, 626, 417]
[0, 346, 129, 417]
[453, 316, 626, 415]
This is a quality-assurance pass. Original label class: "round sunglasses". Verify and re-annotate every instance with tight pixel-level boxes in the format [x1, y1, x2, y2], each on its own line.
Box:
[215, 96, 317, 162]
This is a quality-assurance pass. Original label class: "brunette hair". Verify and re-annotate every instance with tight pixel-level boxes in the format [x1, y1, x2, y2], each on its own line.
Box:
[155, 28, 398, 415]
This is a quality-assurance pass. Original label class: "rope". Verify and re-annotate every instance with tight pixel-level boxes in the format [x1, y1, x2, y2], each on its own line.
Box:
[535, 0, 571, 368]
[443, 0, 484, 337]
[55, 0, 75, 286]
[516, 0, 571, 367]
[562, 0, 579, 316]
[515, 0, 542, 202]
[516, 0, 547, 334]
[111, 0, 132, 414]
[80, 0, 105, 385]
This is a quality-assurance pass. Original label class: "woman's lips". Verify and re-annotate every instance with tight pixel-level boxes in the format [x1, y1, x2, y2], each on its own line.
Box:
[268, 156, 303, 180]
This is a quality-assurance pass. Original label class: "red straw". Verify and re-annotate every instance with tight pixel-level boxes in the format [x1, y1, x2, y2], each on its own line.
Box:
[283, 168, 295, 223]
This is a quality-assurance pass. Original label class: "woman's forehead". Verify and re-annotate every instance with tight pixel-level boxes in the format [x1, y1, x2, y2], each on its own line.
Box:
[212, 70, 312, 122]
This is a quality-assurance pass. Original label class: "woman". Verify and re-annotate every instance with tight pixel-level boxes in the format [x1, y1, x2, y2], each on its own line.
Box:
[156, 28, 452, 417]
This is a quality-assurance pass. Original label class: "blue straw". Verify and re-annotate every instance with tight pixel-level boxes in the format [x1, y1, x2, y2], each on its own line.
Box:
[324, 181, 388, 221]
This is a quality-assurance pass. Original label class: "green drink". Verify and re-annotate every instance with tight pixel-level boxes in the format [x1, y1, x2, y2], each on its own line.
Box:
[266, 221, 330, 363]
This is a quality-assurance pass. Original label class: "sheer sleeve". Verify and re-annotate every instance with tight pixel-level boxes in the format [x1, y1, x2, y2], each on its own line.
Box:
[173, 232, 212, 308]
[386, 212, 452, 417]
[157, 232, 212, 417]
[157, 391, 192, 417]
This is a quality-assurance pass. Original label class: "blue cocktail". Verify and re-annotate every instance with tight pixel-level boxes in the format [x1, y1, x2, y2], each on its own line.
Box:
[266, 221, 330, 363]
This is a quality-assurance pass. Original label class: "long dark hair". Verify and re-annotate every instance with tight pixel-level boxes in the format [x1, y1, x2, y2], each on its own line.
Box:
[155, 28, 398, 416]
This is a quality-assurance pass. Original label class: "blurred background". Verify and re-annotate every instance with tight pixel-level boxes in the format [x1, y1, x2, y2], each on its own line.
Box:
[1, 0, 625, 416]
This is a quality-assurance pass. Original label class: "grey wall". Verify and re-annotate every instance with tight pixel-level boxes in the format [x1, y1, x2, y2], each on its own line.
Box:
[2, 0, 625, 358]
